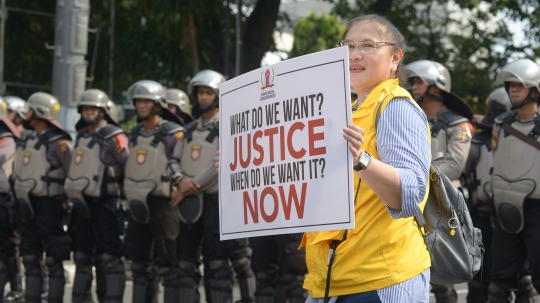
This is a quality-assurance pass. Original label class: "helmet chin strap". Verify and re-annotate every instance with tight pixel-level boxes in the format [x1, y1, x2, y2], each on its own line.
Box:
[506, 86, 539, 110]
[137, 103, 160, 122]
[416, 84, 444, 104]
[83, 109, 105, 125]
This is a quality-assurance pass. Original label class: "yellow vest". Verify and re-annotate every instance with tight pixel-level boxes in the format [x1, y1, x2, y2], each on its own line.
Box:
[301, 79, 431, 298]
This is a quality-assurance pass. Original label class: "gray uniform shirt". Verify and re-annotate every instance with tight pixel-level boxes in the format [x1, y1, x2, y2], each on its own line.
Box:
[79, 120, 130, 170]
[167, 113, 219, 193]
[38, 128, 73, 175]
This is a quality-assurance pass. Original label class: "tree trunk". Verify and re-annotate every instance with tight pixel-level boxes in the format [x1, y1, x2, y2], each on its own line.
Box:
[374, 0, 393, 16]
[242, 0, 281, 73]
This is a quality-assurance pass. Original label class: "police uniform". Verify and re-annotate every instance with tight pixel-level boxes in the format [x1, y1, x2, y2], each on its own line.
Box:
[250, 234, 307, 303]
[489, 110, 540, 299]
[124, 118, 183, 303]
[168, 111, 237, 302]
[65, 119, 129, 303]
[14, 127, 72, 303]
[0, 121, 18, 300]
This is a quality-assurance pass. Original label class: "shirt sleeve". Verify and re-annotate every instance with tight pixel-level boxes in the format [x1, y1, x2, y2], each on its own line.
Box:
[376, 98, 431, 219]
[166, 132, 185, 181]
[436, 122, 472, 181]
[103, 133, 130, 171]
[0, 137, 16, 167]
[49, 139, 73, 175]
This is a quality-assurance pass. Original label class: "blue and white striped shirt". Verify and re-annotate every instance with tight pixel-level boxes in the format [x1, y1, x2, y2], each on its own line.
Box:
[307, 97, 431, 303]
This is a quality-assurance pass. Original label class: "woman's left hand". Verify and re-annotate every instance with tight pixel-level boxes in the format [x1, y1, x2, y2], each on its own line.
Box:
[343, 123, 365, 163]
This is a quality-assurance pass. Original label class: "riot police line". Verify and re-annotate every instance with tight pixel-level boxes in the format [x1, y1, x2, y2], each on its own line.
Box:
[0, 56, 539, 303]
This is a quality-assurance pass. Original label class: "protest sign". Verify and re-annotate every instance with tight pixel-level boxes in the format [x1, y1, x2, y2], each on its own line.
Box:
[219, 47, 354, 240]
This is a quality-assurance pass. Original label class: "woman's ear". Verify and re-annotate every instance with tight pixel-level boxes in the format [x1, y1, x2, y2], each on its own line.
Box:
[392, 48, 403, 67]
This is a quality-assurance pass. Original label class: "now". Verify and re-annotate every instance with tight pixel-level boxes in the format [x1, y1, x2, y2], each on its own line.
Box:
[243, 183, 308, 224]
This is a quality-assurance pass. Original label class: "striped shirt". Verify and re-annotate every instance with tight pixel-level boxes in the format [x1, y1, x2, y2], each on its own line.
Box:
[307, 97, 431, 303]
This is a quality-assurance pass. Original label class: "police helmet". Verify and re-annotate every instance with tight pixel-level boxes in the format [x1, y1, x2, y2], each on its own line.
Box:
[495, 58, 540, 92]
[0, 97, 7, 120]
[406, 60, 451, 93]
[77, 89, 112, 115]
[4, 95, 28, 118]
[26, 92, 61, 121]
[0, 98, 20, 138]
[478, 87, 512, 129]
[107, 100, 119, 122]
[127, 80, 168, 108]
[187, 69, 226, 99]
[166, 88, 191, 115]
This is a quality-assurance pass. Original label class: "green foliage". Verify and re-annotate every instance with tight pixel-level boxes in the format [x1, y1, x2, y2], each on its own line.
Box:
[290, 12, 345, 58]
[322, 0, 540, 115]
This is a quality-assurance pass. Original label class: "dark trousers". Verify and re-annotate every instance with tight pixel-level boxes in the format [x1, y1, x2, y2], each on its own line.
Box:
[490, 199, 540, 290]
[250, 233, 307, 276]
[125, 197, 179, 267]
[20, 197, 71, 261]
[71, 198, 124, 258]
[178, 194, 235, 263]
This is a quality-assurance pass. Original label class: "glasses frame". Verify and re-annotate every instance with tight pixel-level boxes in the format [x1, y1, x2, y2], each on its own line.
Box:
[338, 40, 397, 53]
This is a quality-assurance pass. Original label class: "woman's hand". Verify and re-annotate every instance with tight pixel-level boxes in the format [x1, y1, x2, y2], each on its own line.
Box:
[343, 123, 365, 163]
[179, 177, 200, 196]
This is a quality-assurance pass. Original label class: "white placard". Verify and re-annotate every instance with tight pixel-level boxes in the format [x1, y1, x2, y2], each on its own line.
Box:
[219, 47, 354, 240]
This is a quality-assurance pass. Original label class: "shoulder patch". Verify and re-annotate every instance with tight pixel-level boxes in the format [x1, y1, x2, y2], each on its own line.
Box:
[112, 134, 127, 153]
[492, 130, 498, 150]
[460, 122, 473, 142]
[58, 140, 69, 154]
[175, 132, 185, 142]
[0, 137, 7, 147]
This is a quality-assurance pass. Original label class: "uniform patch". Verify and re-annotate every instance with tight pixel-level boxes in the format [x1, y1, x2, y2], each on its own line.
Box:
[136, 150, 147, 165]
[0, 137, 7, 147]
[191, 145, 201, 161]
[74, 151, 84, 165]
[58, 140, 69, 154]
[175, 132, 185, 142]
[492, 130, 498, 150]
[460, 123, 473, 142]
[113, 134, 126, 154]
[23, 152, 31, 166]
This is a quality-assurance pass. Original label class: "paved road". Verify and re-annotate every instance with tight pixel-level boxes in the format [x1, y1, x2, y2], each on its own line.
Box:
[3, 262, 472, 302]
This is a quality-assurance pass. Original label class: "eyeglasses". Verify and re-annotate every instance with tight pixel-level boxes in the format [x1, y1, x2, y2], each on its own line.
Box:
[338, 40, 397, 53]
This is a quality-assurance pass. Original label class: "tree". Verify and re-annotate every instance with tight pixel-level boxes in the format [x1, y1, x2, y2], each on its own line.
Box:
[290, 12, 345, 58]
[322, 0, 539, 114]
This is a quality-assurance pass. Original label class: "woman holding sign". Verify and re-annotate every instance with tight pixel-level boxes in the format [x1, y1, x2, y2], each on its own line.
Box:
[301, 14, 432, 303]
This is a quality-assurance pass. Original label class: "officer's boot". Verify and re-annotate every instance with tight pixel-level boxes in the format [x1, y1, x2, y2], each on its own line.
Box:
[72, 252, 92, 303]
[131, 262, 148, 303]
[22, 255, 43, 303]
[178, 261, 198, 302]
[232, 257, 255, 303]
[46, 256, 65, 303]
[95, 257, 107, 303]
[254, 272, 275, 303]
[276, 273, 306, 303]
[432, 284, 458, 303]
[487, 282, 512, 303]
[515, 275, 540, 303]
[0, 259, 7, 299]
[208, 259, 233, 303]
[5, 252, 24, 302]
[102, 253, 126, 303]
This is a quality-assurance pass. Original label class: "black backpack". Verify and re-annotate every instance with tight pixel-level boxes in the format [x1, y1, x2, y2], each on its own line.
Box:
[375, 100, 483, 284]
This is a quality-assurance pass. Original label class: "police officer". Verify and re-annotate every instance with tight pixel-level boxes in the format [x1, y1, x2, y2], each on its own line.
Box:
[406, 60, 473, 303]
[123, 80, 184, 303]
[167, 69, 236, 302]
[12, 92, 72, 303]
[4, 95, 27, 133]
[0, 98, 20, 301]
[64, 89, 129, 303]
[461, 88, 511, 302]
[165, 88, 194, 126]
[487, 58, 540, 303]
[1, 95, 25, 302]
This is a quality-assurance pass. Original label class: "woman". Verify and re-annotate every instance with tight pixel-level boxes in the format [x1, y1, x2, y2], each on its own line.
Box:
[303, 14, 432, 303]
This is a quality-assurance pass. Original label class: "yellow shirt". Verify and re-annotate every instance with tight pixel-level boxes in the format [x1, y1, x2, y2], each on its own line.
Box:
[301, 79, 431, 298]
